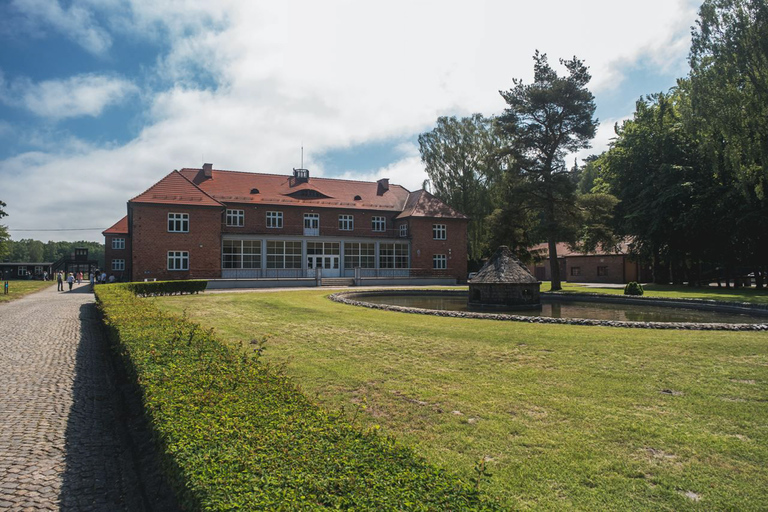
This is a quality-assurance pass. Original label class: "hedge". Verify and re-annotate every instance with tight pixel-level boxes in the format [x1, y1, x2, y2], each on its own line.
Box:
[124, 280, 208, 297]
[96, 285, 496, 510]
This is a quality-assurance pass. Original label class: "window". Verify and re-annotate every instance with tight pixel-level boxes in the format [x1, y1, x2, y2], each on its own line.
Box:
[304, 213, 319, 235]
[571, 266, 581, 276]
[112, 259, 125, 271]
[167, 251, 189, 271]
[226, 209, 244, 227]
[433, 224, 447, 240]
[344, 242, 375, 269]
[112, 238, 125, 250]
[399, 224, 408, 237]
[307, 241, 340, 255]
[371, 216, 385, 232]
[338, 214, 354, 231]
[266, 241, 302, 268]
[34, 266, 43, 275]
[168, 213, 189, 232]
[17, 266, 27, 276]
[379, 243, 409, 269]
[266, 211, 283, 228]
[597, 266, 608, 277]
[433, 254, 447, 270]
[223, 240, 262, 269]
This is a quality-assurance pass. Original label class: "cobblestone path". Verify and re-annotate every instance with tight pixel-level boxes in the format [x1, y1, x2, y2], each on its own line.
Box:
[0, 283, 174, 511]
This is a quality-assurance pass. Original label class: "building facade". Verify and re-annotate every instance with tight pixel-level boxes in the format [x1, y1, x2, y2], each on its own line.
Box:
[528, 241, 642, 284]
[104, 165, 468, 284]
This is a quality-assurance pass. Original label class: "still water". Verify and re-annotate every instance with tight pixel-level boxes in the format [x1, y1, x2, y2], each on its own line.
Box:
[360, 294, 768, 324]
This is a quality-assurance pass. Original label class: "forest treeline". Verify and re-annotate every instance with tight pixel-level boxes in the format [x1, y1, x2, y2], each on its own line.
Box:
[419, 0, 767, 287]
[2, 239, 105, 268]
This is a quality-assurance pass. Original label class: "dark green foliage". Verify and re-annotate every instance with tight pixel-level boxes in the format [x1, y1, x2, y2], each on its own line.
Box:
[124, 280, 208, 297]
[497, 51, 598, 290]
[624, 282, 644, 296]
[2, 239, 105, 268]
[95, 285, 495, 510]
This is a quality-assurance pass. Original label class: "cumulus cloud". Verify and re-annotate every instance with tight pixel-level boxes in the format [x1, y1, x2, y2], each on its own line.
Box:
[1, 73, 138, 120]
[8, 0, 113, 55]
[0, 0, 700, 241]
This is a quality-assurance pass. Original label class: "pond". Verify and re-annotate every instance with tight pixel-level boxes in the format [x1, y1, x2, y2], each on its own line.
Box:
[358, 293, 768, 324]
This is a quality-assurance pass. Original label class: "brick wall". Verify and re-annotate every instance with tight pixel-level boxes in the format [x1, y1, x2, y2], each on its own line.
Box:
[565, 255, 626, 284]
[103, 234, 131, 281]
[221, 203, 404, 239]
[408, 218, 468, 280]
[130, 203, 223, 281]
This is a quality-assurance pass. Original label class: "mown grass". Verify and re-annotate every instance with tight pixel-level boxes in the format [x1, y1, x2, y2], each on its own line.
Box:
[157, 289, 768, 510]
[0, 280, 53, 303]
[548, 282, 768, 305]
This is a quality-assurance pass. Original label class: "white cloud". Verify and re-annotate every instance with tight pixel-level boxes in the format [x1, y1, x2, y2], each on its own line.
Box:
[1, 73, 138, 120]
[0, 0, 700, 241]
[9, 0, 112, 55]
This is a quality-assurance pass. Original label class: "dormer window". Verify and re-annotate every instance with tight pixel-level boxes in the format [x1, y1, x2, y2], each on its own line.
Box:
[354, 195, 362, 201]
[250, 188, 260, 194]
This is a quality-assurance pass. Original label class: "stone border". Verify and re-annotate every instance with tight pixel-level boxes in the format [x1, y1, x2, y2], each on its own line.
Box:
[329, 290, 768, 331]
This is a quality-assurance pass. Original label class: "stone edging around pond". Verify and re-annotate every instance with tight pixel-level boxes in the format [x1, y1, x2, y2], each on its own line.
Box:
[328, 290, 768, 331]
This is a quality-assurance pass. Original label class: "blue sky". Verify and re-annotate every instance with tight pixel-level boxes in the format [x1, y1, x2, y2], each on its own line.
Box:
[0, 0, 700, 242]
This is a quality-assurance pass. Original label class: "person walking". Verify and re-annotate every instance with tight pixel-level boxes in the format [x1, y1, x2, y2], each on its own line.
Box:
[76, 271, 82, 284]
[90, 271, 95, 288]
[66, 272, 74, 291]
[56, 271, 64, 291]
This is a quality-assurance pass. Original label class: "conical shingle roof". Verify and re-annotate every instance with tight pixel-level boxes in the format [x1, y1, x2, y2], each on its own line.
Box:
[470, 246, 539, 284]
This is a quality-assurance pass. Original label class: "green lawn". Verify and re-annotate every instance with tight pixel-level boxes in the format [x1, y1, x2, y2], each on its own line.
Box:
[0, 280, 53, 302]
[549, 282, 768, 305]
[158, 289, 768, 510]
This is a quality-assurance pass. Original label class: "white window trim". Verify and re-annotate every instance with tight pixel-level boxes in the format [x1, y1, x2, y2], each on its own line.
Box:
[167, 251, 189, 271]
[112, 238, 125, 250]
[338, 214, 354, 231]
[433, 254, 447, 270]
[372, 216, 385, 232]
[433, 224, 447, 240]
[399, 224, 408, 237]
[266, 211, 283, 229]
[168, 213, 189, 233]
[112, 259, 126, 271]
[226, 209, 245, 227]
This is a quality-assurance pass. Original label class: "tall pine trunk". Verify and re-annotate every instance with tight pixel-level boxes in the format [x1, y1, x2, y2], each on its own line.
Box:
[548, 237, 562, 291]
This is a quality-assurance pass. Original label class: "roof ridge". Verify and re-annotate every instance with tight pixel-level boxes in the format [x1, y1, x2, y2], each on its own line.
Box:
[176, 169, 225, 206]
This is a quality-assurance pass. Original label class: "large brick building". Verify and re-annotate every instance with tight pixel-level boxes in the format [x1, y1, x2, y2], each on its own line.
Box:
[528, 241, 643, 284]
[103, 164, 468, 284]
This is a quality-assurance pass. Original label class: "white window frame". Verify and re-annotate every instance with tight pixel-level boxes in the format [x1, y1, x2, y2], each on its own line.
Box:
[112, 259, 125, 271]
[266, 211, 283, 228]
[432, 224, 447, 240]
[338, 214, 354, 231]
[433, 254, 447, 270]
[112, 238, 125, 250]
[17, 266, 27, 276]
[399, 224, 408, 237]
[168, 213, 189, 233]
[167, 251, 189, 271]
[371, 216, 385, 232]
[225, 209, 245, 227]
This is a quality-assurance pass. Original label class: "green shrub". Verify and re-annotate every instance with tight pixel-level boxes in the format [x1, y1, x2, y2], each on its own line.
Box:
[125, 280, 207, 297]
[624, 282, 644, 296]
[96, 285, 495, 510]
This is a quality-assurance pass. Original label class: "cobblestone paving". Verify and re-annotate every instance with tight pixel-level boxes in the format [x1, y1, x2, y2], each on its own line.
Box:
[0, 283, 172, 511]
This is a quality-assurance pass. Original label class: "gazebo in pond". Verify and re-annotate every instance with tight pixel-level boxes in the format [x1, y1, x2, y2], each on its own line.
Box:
[468, 246, 541, 308]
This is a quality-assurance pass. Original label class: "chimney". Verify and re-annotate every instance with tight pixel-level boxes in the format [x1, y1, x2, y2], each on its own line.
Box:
[377, 177, 389, 195]
[202, 163, 213, 178]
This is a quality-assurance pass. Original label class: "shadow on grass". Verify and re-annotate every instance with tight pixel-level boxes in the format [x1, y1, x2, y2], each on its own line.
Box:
[59, 303, 179, 511]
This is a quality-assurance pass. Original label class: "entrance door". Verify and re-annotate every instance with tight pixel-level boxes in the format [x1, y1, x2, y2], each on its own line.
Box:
[307, 255, 340, 277]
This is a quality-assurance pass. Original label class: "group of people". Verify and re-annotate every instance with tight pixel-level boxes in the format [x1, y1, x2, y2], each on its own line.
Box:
[55, 270, 116, 291]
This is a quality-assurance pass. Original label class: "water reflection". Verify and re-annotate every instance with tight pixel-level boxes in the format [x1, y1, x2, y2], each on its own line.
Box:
[361, 294, 767, 324]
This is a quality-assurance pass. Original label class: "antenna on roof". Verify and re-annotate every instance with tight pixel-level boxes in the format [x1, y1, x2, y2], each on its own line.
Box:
[301, 143, 304, 169]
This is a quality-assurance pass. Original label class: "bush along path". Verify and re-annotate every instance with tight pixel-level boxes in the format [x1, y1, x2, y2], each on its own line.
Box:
[96, 284, 496, 510]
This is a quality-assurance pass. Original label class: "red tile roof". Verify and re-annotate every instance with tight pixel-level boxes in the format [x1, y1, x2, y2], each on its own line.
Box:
[530, 241, 632, 259]
[177, 168, 411, 212]
[103, 216, 129, 235]
[130, 170, 224, 207]
[397, 189, 469, 219]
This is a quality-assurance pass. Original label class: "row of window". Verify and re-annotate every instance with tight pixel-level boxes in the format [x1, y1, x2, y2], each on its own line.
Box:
[111, 249, 448, 272]
[223, 240, 411, 269]
[570, 266, 609, 277]
[167, 212, 447, 239]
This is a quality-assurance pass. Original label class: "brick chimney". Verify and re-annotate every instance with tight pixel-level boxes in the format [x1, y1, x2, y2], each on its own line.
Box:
[377, 178, 389, 195]
[202, 163, 213, 178]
